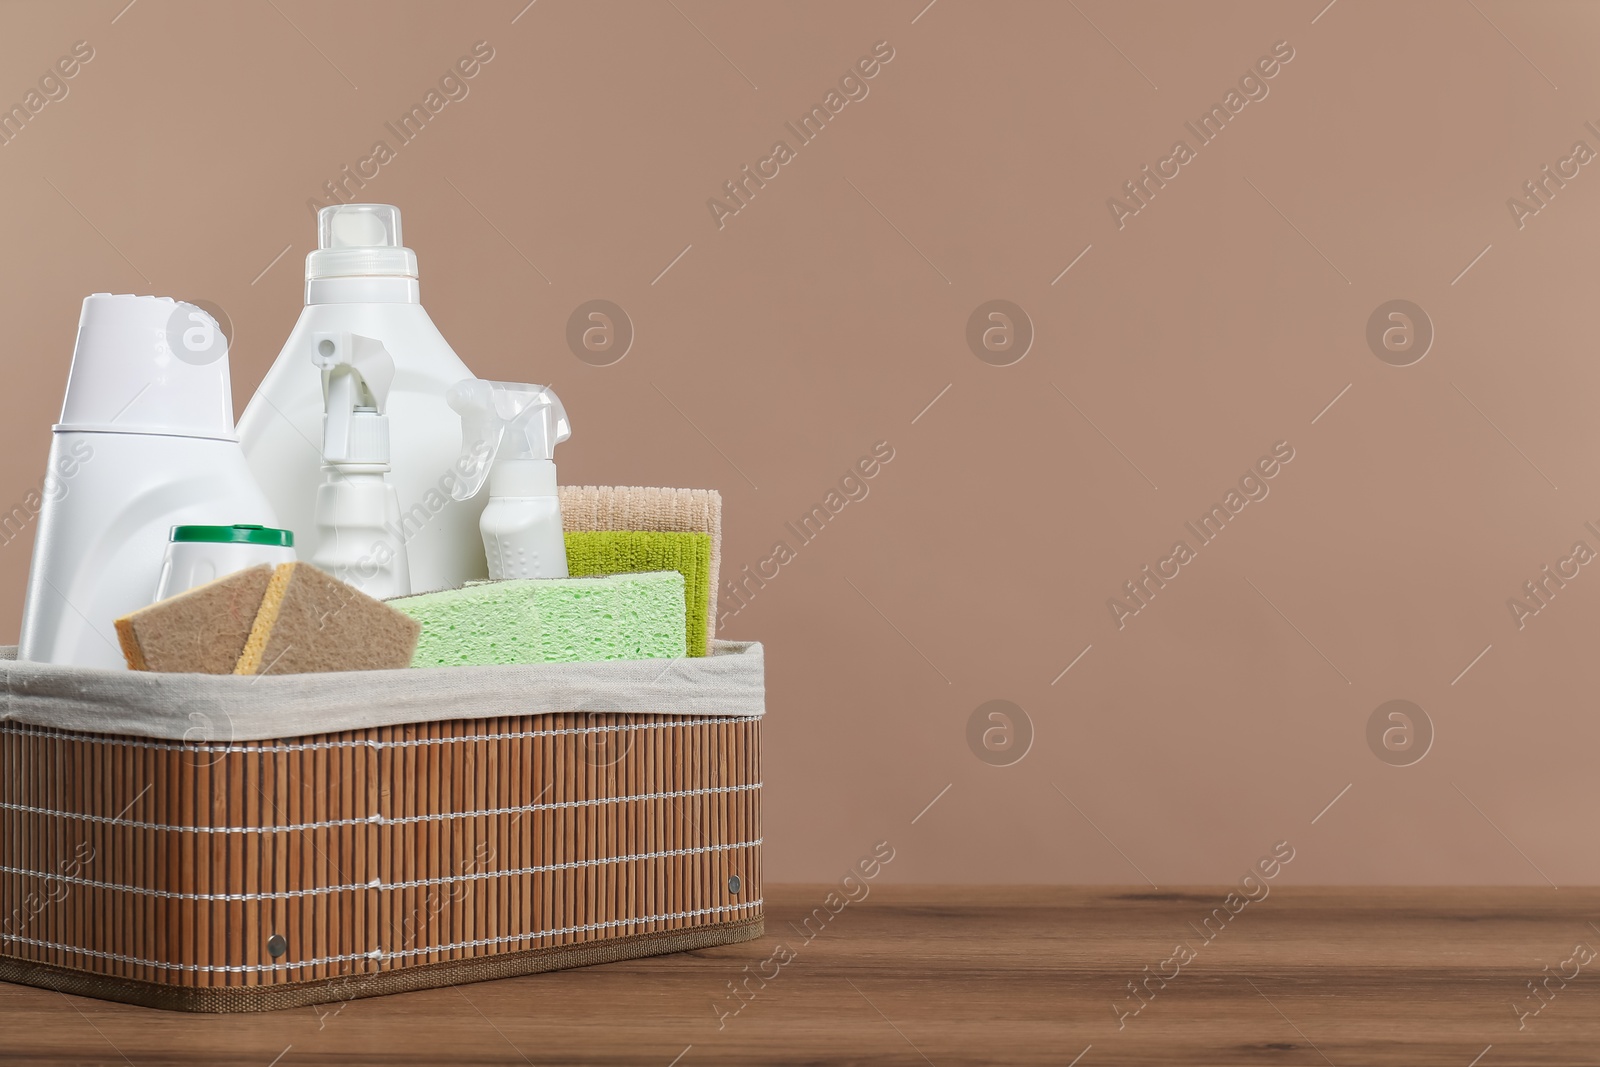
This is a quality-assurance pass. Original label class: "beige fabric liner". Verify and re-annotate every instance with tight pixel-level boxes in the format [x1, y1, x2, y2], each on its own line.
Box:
[0, 641, 764, 742]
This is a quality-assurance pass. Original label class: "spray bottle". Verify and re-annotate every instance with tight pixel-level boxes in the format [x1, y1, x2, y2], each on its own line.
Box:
[446, 380, 570, 580]
[238, 204, 486, 592]
[309, 332, 409, 597]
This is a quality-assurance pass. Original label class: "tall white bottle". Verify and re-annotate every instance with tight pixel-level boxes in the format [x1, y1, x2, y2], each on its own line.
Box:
[18, 294, 280, 669]
[238, 204, 487, 593]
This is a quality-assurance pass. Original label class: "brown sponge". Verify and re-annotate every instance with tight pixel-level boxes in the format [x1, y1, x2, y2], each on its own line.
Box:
[115, 564, 274, 674]
[233, 563, 420, 676]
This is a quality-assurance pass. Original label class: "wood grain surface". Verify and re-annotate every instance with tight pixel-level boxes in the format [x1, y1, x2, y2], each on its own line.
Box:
[2, 885, 1597, 1065]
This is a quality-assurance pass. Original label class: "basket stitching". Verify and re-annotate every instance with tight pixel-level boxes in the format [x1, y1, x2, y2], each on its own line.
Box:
[0, 782, 763, 835]
[0, 716, 759, 754]
[0, 838, 763, 901]
[0, 899, 763, 973]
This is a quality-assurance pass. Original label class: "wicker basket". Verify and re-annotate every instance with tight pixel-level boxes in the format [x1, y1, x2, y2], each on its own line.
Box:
[0, 648, 764, 1012]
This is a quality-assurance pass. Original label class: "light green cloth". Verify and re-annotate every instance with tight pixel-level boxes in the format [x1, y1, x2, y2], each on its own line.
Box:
[566, 531, 712, 656]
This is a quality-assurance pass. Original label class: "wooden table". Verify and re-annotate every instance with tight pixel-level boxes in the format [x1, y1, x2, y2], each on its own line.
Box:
[2, 886, 1595, 1065]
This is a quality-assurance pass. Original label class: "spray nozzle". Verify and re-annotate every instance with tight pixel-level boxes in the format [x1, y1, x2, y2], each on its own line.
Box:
[314, 332, 395, 466]
[446, 380, 570, 500]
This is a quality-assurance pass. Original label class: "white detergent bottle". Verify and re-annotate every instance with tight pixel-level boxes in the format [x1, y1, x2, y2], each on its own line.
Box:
[447, 380, 571, 580]
[309, 332, 410, 598]
[18, 294, 280, 669]
[237, 204, 486, 593]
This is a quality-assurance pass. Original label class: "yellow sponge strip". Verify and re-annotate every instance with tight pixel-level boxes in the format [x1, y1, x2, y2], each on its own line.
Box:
[233, 563, 295, 675]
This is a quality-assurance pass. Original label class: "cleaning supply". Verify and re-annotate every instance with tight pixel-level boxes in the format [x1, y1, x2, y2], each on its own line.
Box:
[390, 571, 686, 667]
[559, 487, 723, 642]
[234, 562, 420, 676]
[565, 530, 711, 656]
[18, 294, 281, 670]
[447, 379, 570, 580]
[308, 331, 409, 598]
[117, 564, 275, 674]
[153, 525, 295, 602]
[237, 204, 486, 593]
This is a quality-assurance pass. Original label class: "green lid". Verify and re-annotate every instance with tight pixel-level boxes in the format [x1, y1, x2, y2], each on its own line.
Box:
[169, 524, 294, 548]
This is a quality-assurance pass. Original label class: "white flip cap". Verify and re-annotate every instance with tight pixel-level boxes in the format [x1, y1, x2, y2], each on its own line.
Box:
[56, 294, 237, 440]
[306, 204, 418, 281]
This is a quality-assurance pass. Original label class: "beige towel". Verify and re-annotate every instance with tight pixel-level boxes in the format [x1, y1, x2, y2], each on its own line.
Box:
[560, 486, 722, 642]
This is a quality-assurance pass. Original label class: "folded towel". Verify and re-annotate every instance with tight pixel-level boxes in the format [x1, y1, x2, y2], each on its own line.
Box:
[559, 486, 722, 641]
[389, 571, 687, 667]
[565, 531, 711, 656]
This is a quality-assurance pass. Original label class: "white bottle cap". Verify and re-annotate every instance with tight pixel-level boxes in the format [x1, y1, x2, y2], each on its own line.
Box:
[306, 204, 418, 281]
[56, 294, 237, 440]
[339, 408, 391, 466]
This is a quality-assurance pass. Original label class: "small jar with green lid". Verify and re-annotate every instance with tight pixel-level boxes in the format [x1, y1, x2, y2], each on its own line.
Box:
[153, 524, 297, 602]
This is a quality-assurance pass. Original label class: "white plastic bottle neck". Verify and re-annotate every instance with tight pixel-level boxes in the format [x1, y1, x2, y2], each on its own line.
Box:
[488, 458, 557, 498]
[323, 462, 392, 479]
[306, 276, 421, 305]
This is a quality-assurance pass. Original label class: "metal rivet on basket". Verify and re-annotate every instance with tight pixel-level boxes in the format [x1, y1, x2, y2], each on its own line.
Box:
[266, 934, 287, 959]
[727, 875, 741, 895]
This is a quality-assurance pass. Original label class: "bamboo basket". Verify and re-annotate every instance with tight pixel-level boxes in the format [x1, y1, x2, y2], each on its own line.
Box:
[0, 648, 764, 1012]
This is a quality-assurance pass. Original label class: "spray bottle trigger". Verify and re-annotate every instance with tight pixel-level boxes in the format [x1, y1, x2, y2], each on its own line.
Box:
[312, 333, 395, 412]
[314, 333, 396, 466]
[446, 378, 502, 502]
[547, 392, 572, 447]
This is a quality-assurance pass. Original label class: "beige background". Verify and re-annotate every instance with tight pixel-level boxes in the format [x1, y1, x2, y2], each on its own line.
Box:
[1, 0, 1596, 885]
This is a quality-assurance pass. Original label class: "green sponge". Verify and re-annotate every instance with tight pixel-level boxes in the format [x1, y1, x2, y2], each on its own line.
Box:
[565, 531, 711, 656]
[389, 571, 687, 667]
